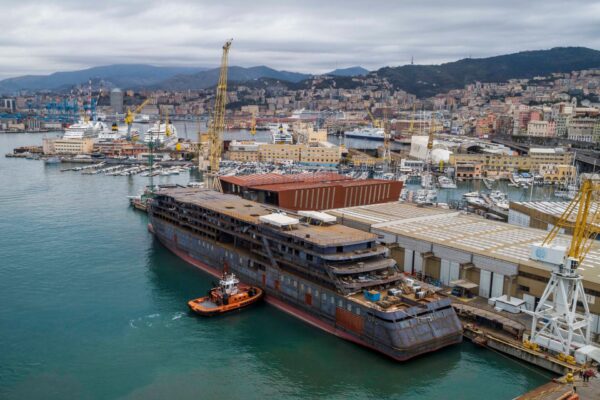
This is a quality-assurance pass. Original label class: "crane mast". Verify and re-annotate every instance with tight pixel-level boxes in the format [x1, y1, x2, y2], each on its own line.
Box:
[408, 103, 416, 135]
[124, 98, 152, 140]
[250, 111, 256, 136]
[205, 39, 233, 191]
[382, 108, 391, 171]
[365, 106, 382, 128]
[527, 179, 600, 357]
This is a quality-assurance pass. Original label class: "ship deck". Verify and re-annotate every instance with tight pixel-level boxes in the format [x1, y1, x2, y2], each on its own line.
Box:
[160, 188, 376, 246]
[346, 282, 445, 312]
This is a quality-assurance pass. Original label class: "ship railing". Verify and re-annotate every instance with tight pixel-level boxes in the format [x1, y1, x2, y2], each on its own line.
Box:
[338, 273, 403, 290]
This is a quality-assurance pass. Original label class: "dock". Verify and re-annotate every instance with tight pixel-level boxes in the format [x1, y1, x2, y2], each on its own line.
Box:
[516, 373, 599, 399]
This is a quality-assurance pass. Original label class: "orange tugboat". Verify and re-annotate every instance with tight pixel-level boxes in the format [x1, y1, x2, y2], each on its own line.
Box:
[188, 273, 263, 317]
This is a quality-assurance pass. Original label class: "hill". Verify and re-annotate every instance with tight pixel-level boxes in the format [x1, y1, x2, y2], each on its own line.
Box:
[0, 64, 207, 94]
[327, 66, 369, 77]
[156, 66, 310, 90]
[375, 47, 600, 97]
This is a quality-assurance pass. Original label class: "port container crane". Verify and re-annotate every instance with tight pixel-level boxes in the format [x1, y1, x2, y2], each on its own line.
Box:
[206, 39, 233, 191]
[124, 98, 152, 140]
[528, 179, 600, 359]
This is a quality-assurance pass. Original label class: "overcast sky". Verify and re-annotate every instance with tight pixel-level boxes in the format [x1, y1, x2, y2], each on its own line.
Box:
[1, 0, 600, 79]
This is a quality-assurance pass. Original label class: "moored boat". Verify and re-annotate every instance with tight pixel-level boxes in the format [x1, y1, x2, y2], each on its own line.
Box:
[188, 273, 263, 316]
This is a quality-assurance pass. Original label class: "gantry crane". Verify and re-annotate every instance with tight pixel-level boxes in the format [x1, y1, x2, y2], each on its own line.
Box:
[528, 179, 600, 357]
[206, 39, 233, 191]
[124, 98, 152, 140]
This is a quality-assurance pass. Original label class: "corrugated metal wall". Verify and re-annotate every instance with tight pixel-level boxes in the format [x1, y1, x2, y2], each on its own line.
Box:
[279, 181, 402, 211]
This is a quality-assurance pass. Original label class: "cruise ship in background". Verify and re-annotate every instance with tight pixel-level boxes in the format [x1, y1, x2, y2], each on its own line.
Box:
[97, 123, 140, 141]
[344, 127, 385, 140]
[270, 123, 293, 144]
[144, 121, 178, 146]
[62, 120, 107, 139]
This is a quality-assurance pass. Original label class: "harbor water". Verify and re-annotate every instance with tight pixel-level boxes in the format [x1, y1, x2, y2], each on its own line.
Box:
[0, 132, 552, 399]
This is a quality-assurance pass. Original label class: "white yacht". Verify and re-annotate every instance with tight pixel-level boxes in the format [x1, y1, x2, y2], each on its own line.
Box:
[344, 127, 385, 140]
[438, 176, 457, 189]
[270, 124, 293, 144]
[144, 122, 178, 146]
[489, 190, 509, 210]
[63, 120, 105, 139]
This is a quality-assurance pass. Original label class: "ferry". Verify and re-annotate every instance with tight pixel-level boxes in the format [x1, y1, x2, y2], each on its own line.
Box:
[344, 127, 384, 140]
[148, 188, 463, 361]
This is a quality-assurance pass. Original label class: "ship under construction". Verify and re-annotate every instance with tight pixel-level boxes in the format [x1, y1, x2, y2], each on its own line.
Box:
[148, 188, 463, 361]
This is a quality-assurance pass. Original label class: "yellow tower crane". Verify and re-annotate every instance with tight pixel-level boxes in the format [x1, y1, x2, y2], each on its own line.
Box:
[164, 108, 171, 137]
[527, 179, 600, 357]
[206, 39, 233, 191]
[250, 111, 257, 136]
[408, 103, 416, 135]
[365, 106, 382, 128]
[124, 98, 152, 140]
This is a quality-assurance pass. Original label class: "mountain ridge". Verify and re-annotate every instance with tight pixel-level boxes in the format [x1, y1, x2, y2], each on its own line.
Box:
[0, 64, 208, 93]
[376, 47, 600, 97]
[1, 47, 600, 97]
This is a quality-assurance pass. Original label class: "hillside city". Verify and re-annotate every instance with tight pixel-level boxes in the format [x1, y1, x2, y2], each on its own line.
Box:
[2, 66, 600, 144]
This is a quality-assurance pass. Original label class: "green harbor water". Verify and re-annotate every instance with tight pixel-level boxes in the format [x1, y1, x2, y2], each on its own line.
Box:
[0, 132, 553, 400]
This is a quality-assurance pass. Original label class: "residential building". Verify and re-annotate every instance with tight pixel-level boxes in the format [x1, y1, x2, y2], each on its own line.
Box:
[455, 161, 482, 179]
[227, 142, 342, 166]
[43, 138, 95, 155]
[537, 164, 576, 184]
[450, 150, 573, 177]
[258, 144, 301, 163]
[568, 117, 597, 142]
[526, 120, 556, 137]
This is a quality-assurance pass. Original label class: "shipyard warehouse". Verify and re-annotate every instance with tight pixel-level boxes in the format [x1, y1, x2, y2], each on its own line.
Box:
[327, 202, 600, 337]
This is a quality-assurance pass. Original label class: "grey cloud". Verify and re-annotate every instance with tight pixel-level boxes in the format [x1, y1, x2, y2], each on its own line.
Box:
[0, 0, 599, 79]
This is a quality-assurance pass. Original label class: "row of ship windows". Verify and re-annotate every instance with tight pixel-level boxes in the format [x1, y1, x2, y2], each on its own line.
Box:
[282, 275, 360, 316]
[200, 247, 361, 315]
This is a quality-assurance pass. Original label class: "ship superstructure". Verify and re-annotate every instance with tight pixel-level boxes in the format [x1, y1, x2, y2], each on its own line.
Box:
[145, 122, 178, 146]
[148, 188, 462, 361]
[270, 123, 293, 144]
[63, 119, 106, 139]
